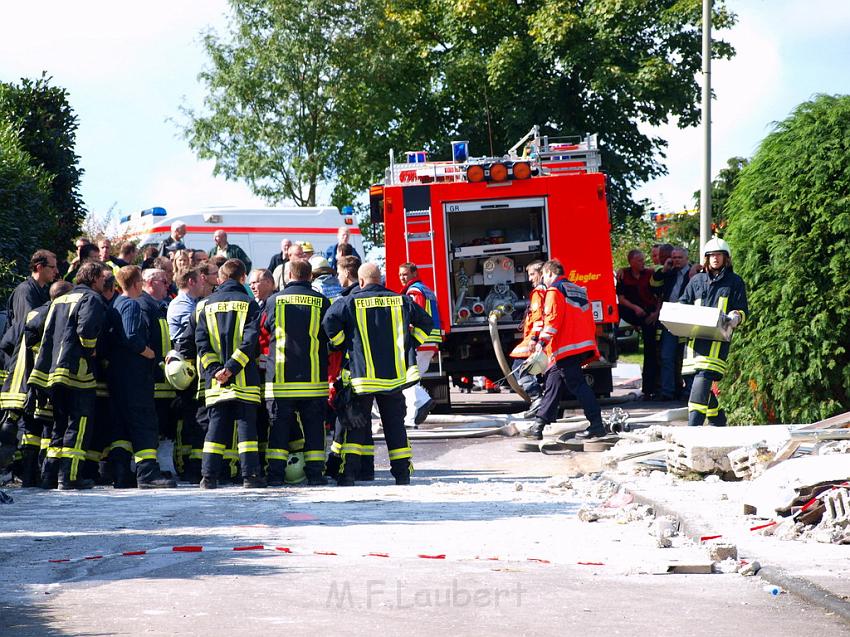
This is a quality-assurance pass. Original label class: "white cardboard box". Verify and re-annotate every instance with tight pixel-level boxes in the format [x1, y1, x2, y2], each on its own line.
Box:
[659, 302, 733, 342]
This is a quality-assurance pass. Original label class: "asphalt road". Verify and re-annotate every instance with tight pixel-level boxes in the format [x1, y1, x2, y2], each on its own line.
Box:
[1, 436, 848, 636]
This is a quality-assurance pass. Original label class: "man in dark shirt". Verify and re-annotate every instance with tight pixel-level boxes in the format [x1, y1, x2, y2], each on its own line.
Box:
[4, 250, 56, 336]
[616, 249, 660, 399]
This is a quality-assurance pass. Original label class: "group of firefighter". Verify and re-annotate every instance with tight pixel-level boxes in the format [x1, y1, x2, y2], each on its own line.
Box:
[0, 243, 438, 490]
[0, 233, 748, 491]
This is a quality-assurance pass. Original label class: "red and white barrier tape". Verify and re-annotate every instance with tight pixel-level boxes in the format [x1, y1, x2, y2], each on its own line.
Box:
[46, 544, 570, 566]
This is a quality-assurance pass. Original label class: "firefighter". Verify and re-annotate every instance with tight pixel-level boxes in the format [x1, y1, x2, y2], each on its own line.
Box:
[29, 261, 107, 490]
[509, 261, 547, 416]
[398, 262, 442, 428]
[169, 267, 210, 484]
[87, 274, 117, 485]
[528, 259, 605, 441]
[323, 263, 433, 486]
[324, 255, 375, 481]
[109, 266, 176, 488]
[3, 250, 56, 338]
[0, 280, 72, 485]
[263, 259, 331, 486]
[677, 237, 748, 427]
[195, 258, 265, 489]
[139, 268, 178, 476]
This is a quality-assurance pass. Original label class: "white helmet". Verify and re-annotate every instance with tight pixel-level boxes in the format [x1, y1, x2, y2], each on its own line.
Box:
[309, 255, 331, 272]
[702, 236, 731, 259]
[521, 350, 549, 376]
[164, 350, 196, 390]
[285, 452, 306, 484]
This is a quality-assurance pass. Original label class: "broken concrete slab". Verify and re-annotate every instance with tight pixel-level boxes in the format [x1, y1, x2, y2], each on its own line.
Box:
[744, 456, 850, 518]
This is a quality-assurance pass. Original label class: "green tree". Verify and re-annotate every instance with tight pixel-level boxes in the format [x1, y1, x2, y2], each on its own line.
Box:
[0, 74, 86, 257]
[186, 0, 735, 218]
[610, 212, 656, 270]
[661, 156, 749, 254]
[0, 121, 54, 300]
[723, 94, 850, 424]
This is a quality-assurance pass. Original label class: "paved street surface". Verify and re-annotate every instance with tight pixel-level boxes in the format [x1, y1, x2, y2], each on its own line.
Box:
[1, 434, 848, 636]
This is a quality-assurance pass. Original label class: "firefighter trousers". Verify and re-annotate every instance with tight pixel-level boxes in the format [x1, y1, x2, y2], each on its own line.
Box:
[266, 398, 325, 481]
[688, 370, 726, 427]
[327, 416, 374, 480]
[340, 390, 410, 483]
[175, 390, 204, 480]
[537, 356, 604, 432]
[203, 401, 260, 479]
[46, 385, 95, 484]
[117, 372, 163, 481]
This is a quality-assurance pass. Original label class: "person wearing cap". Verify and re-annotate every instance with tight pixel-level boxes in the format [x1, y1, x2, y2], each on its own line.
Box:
[677, 237, 748, 427]
[208, 230, 252, 272]
[325, 226, 360, 270]
[310, 255, 343, 302]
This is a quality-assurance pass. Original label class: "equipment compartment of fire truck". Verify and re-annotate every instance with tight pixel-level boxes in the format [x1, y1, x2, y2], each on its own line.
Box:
[372, 126, 620, 408]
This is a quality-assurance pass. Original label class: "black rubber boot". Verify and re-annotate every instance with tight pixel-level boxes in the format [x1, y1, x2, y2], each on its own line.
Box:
[19, 446, 40, 488]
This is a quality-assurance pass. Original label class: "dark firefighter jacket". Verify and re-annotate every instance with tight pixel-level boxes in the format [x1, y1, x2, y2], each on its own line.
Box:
[263, 280, 331, 399]
[195, 279, 261, 406]
[678, 266, 748, 376]
[29, 285, 105, 391]
[137, 292, 176, 400]
[322, 283, 433, 395]
[0, 302, 49, 410]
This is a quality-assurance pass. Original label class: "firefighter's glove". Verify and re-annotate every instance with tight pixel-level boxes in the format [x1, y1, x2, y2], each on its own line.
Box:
[726, 311, 742, 329]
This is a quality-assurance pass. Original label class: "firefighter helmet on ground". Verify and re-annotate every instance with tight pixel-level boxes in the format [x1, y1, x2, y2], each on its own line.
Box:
[164, 350, 196, 390]
[285, 452, 306, 484]
[702, 237, 732, 259]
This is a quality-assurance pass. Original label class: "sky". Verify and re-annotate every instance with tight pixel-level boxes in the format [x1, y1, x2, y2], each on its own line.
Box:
[1, 0, 849, 221]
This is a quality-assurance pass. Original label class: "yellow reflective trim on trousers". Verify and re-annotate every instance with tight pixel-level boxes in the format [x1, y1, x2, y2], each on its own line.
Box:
[329, 330, 345, 347]
[289, 438, 305, 451]
[237, 440, 259, 454]
[189, 449, 203, 460]
[309, 304, 320, 384]
[266, 448, 289, 461]
[688, 401, 708, 414]
[355, 304, 376, 382]
[304, 450, 325, 462]
[275, 300, 287, 384]
[388, 446, 412, 460]
[40, 438, 50, 450]
[134, 449, 157, 463]
[86, 450, 102, 462]
[263, 382, 328, 398]
[341, 443, 364, 455]
[203, 441, 226, 454]
[706, 406, 720, 418]
[361, 445, 375, 455]
[390, 305, 405, 379]
[329, 440, 342, 454]
[70, 415, 88, 481]
[47, 446, 62, 458]
[22, 433, 42, 447]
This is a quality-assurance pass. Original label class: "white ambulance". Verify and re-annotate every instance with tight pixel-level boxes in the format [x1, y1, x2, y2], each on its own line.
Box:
[121, 206, 363, 269]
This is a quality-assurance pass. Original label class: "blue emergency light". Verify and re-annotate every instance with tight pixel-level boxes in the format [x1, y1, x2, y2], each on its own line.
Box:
[141, 207, 167, 217]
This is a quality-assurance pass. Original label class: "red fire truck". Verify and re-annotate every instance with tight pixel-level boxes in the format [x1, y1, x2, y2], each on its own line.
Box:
[370, 126, 619, 407]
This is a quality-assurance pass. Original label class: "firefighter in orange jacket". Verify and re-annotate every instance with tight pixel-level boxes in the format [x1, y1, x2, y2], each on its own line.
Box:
[509, 261, 546, 415]
[527, 259, 605, 441]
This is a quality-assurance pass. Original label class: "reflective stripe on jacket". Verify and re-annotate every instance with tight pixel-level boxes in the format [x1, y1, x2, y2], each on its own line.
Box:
[678, 267, 748, 375]
[29, 285, 105, 390]
[510, 283, 546, 358]
[538, 278, 599, 365]
[263, 281, 330, 398]
[323, 283, 433, 395]
[195, 280, 261, 405]
[403, 279, 442, 344]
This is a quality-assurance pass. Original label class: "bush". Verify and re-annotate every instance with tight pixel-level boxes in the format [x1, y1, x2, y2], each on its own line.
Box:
[723, 94, 850, 424]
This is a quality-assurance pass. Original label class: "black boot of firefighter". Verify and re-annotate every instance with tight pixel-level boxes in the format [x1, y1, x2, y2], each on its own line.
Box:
[19, 446, 40, 488]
